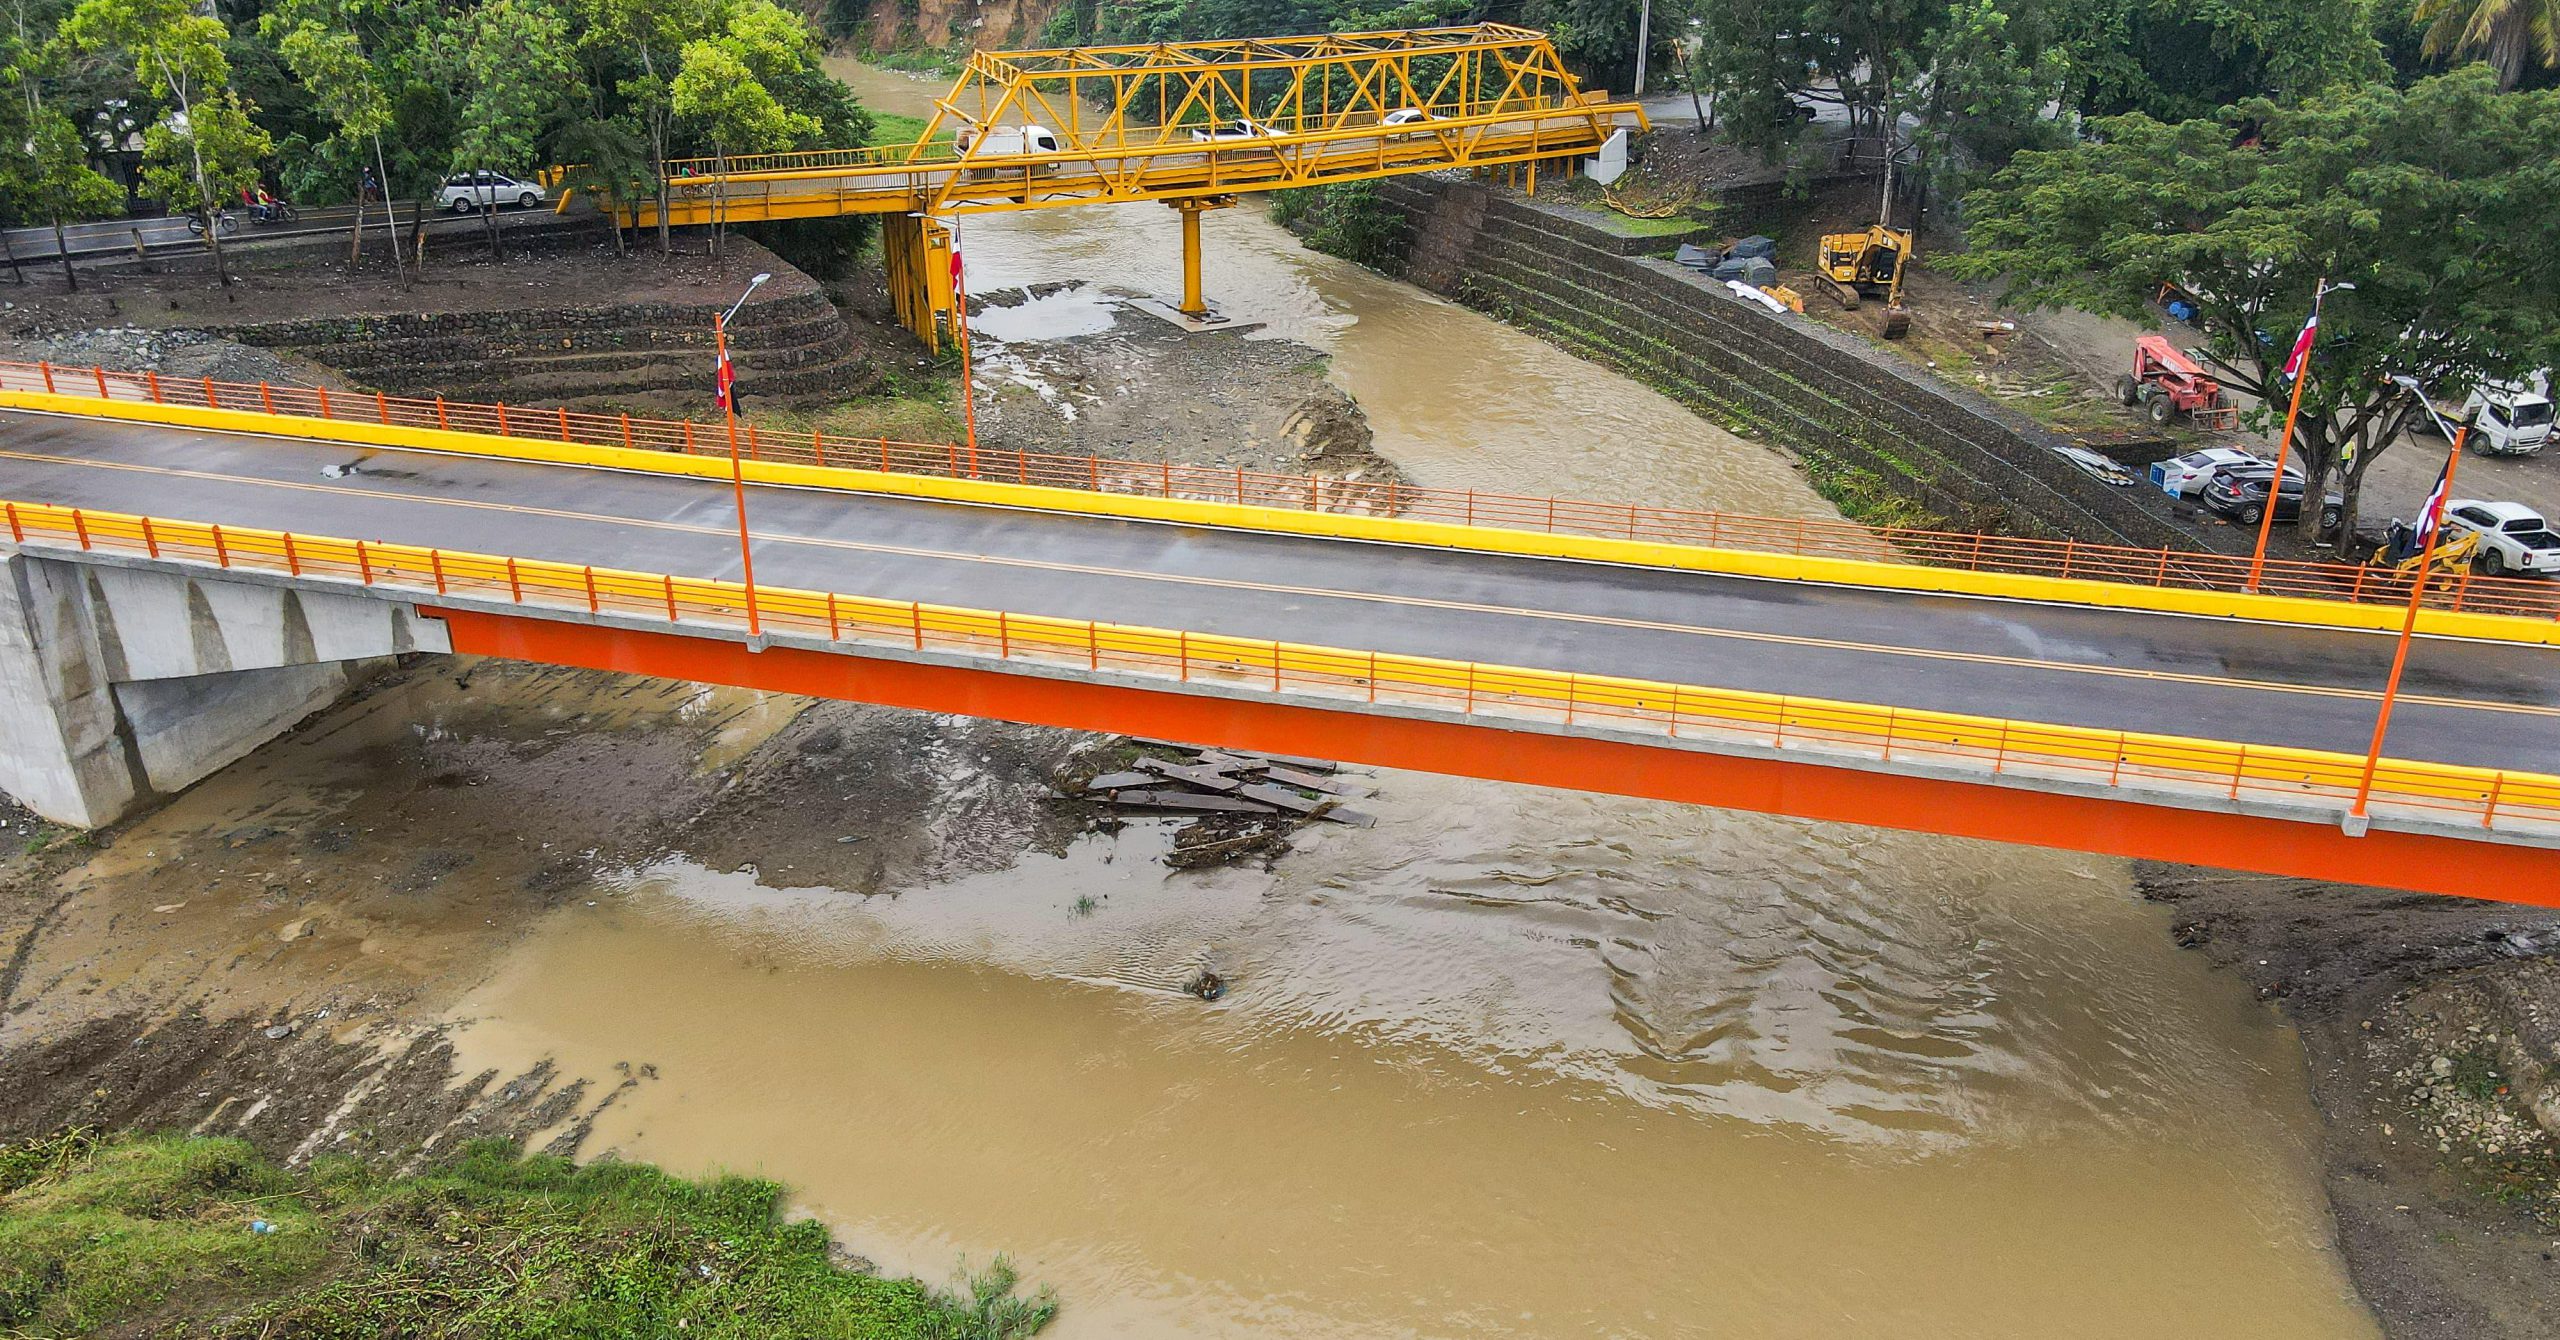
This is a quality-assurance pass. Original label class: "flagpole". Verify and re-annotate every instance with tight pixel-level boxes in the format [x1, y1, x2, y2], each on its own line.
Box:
[713, 269, 769, 638]
[2247, 277, 2342, 593]
[949, 219, 980, 479]
[2348, 420, 2468, 828]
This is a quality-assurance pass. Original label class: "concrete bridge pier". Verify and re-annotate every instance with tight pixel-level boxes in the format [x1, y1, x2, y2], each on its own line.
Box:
[0, 549, 449, 828]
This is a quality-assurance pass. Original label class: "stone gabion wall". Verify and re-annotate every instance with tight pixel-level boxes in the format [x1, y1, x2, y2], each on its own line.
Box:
[1371, 177, 2201, 550]
[213, 287, 870, 406]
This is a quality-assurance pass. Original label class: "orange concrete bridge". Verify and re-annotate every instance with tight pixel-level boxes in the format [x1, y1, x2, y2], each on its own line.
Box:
[2, 366, 2556, 905]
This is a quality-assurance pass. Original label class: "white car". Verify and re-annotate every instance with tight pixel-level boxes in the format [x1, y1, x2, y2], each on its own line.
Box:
[2148, 446, 2266, 499]
[1191, 119, 1278, 143]
[1381, 108, 1434, 128]
[2442, 499, 2560, 577]
[441, 171, 546, 213]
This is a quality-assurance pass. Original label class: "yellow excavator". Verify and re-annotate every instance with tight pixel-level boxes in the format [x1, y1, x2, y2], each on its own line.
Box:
[1816, 224, 1912, 310]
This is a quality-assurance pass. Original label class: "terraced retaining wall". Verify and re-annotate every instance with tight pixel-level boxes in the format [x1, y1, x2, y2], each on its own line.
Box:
[1371, 177, 2201, 550]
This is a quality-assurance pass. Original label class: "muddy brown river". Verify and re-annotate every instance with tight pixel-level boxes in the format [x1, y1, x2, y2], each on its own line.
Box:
[10, 59, 2383, 1339]
[383, 59, 2395, 1336]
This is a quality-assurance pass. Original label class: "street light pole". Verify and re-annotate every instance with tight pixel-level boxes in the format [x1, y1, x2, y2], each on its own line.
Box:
[717, 270, 771, 636]
[2348, 378, 2469, 829]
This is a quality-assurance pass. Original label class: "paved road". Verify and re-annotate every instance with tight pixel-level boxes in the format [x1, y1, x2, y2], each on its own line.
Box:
[6, 408, 2559, 774]
[2, 200, 549, 261]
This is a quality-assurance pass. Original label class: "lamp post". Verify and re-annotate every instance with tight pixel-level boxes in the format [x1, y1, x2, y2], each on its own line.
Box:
[716, 270, 771, 635]
[2247, 277, 2353, 592]
[2347, 375, 2469, 831]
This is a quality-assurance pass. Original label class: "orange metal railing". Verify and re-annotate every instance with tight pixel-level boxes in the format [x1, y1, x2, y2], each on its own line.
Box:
[6, 358, 2560, 622]
[9, 494, 2557, 838]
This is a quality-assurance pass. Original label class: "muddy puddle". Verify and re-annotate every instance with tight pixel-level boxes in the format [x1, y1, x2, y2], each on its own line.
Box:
[0, 56, 2381, 1340]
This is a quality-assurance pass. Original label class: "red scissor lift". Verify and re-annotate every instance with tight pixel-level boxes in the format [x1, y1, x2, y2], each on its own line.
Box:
[2117, 335, 2238, 431]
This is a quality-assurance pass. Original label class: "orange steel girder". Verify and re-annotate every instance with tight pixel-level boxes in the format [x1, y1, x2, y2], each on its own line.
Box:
[431, 608, 2560, 908]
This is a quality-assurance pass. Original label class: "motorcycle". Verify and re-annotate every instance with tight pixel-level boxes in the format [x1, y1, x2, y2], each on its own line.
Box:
[247, 200, 299, 225]
[184, 210, 239, 236]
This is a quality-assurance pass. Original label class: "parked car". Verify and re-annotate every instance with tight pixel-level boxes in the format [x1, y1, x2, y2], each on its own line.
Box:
[440, 172, 546, 213]
[2200, 466, 2342, 531]
[2441, 499, 2560, 576]
[1191, 119, 1277, 143]
[2149, 446, 2266, 499]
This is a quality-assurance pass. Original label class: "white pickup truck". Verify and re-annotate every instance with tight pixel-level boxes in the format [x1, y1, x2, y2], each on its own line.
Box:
[2442, 499, 2560, 576]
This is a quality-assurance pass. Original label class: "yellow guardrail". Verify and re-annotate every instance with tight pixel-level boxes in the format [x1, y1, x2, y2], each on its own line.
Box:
[8, 496, 2556, 835]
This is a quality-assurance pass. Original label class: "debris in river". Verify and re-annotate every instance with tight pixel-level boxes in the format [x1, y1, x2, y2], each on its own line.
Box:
[1071, 741, 1377, 867]
[1186, 970, 1227, 1002]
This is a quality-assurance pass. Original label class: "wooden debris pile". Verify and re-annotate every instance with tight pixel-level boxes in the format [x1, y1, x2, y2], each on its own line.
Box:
[1078, 741, 1375, 869]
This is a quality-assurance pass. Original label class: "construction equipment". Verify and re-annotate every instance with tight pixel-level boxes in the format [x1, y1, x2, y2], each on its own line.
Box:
[2118, 335, 2238, 430]
[1816, 224, 1912, 310]
[2366, 524, 2479, 574]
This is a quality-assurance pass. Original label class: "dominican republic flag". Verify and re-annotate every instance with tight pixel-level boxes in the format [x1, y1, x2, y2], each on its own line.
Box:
[2280, 306, 2319, 382]
[713, 344, 735, 410]
[2413, 451, 2454, 550]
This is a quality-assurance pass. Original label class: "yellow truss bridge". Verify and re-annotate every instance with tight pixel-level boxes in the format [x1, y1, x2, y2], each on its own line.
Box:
[560, 24, 1645, 347]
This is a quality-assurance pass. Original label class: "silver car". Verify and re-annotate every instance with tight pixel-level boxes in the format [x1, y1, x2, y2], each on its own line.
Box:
[440, 171, 546, 213]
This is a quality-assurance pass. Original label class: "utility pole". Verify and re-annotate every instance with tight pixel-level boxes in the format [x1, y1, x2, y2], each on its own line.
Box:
[1633, 0, 1652, 98]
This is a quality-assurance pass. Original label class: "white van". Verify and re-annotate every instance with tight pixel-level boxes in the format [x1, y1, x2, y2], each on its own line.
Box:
[2464, 376, 2553, 456]
[959, 124, 1061, 158]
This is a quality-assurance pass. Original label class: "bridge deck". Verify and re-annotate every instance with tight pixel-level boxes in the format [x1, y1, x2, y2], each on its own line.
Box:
[5, 408, 2556, 780]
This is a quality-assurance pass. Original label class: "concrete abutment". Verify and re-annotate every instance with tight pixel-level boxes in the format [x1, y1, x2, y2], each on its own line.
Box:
[0, 551, 447, 827]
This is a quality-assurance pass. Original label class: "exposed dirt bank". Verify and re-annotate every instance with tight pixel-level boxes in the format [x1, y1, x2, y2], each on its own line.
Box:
[2140, 864, 2560, 1339]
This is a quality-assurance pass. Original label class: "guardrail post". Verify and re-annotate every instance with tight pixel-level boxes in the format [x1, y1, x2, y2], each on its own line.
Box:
[1992, 721, 2010, 774]
[140, 516, 158, 558]
[356, 540, 371, 584]
[910, 602, 923, 649]
[1464, 663, 1476, 712]
[494, 402, 510, 437]
[825, 592, 839, 639]
[202, 377, 218, 408]
[282, 533, 299, 575]
[684, 421, 696, 453]
[1367, 652, 1378, 703]
[1089, 458, 1100, 492]
[1087, 622, 1099, 670]
[38, 361, 54, 393]
[2229, 745, 2246, 799]
[506, 557, 522, 602]
[436, 397, 449, 430]
[70, 508, 89, 549]
[667, 576, 680, 622]
[146, 370, 161, 403]
[211, 524, 228, 568]
[93, 366, 109, 399]
[880, 438, 890, 472]
[812, 430, 826, 467]
[430, 549, 446, 594]
[998, 612, 1010, 657]
[1179, 632, 1190, 681]
[1880, 708, 1895, 760]
[260, 382, 276, 414]
[2483, 773, 2505, 829]
[377, 392, 389, 424]
[2, 502, 19, 542]
[316, 386, 332, 419]
[621, 414, 634, 450]
[2109, 735, 2125, 785]
[747, 423, 760, 461]
[583, 566, 598, 612]
[558, 407, 572, 442]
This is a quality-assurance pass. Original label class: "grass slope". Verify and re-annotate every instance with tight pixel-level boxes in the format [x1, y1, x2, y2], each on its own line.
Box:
[0, 1131, 1054, 1339]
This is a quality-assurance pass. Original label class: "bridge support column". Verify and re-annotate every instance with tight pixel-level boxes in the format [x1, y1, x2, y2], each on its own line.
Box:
[881, 213, 958, 353]
[1167, 197, 1235, 320]
[0, 552, 442, 827]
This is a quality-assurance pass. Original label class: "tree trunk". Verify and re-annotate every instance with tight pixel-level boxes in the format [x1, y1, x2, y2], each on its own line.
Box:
[46, 211, 73, 291]
[711, 141, 727, 260]
[350, 185, 367, 266]
[410, 196, 431, 269]
[372, 135, 406, 285]
[480, 169, 502, 260]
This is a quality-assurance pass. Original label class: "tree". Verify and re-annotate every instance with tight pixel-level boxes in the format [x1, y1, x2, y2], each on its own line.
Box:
[58, 0, 257, 286]
[2062, 0, 2384, 121]
[550, 115, 650, 254]
[1945, 67, 2560, 545]
[2410, 0, 2560, 88]
[263, 0, 403, 274]
[451, 0, 576, 259]
[1, 7, 122, 290]
[669, 11, 820, 258]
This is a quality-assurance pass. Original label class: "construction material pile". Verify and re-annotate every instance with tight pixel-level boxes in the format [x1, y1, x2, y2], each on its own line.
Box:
[1078, 741, 1376, 869]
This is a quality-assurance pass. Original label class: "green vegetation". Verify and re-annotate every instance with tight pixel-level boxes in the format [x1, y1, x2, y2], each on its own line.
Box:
[1270, 181, 1404, 271]
[0, 1130, 1056, 1338]
[869, 111, 959, 151]
[1946, 66, 2560, 543]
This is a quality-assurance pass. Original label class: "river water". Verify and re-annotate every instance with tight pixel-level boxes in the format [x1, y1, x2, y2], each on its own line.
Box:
[436, 61, 2378, 1337]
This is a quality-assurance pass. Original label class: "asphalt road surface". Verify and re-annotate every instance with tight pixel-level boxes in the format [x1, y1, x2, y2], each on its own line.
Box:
[2, 200, 547, 261]
[5, 407, 2557, 775]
